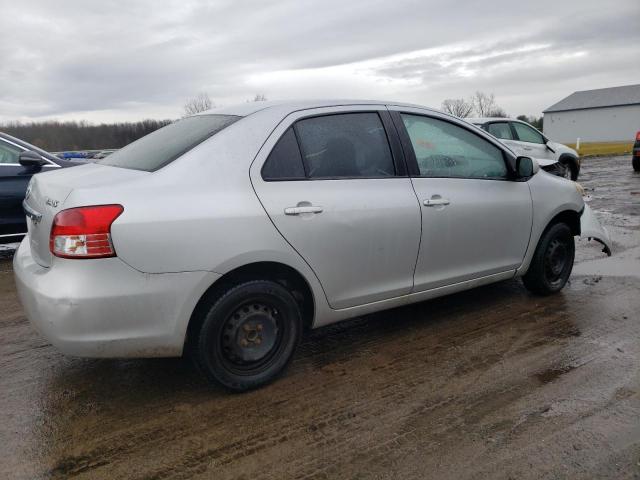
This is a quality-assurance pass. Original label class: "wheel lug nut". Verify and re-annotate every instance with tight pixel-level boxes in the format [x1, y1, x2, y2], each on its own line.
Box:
[243, 324, 251, 332]
[255, 338, 262, 345]
[240, 339, 249, 347]
[256, 324, 263, 331]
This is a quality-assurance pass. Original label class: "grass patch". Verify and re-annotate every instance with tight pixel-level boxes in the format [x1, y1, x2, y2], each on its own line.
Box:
[564, 142, 633, 157]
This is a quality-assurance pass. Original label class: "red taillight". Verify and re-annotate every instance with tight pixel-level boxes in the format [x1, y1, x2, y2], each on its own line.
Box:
[636, 131, 640, 141]
[50, 205, 124, 259]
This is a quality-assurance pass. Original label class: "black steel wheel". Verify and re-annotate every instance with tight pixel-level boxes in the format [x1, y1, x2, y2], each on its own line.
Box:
[194, 280, 302, 391]
[543, 237, 571, 288]
[523, 223, 575, 295]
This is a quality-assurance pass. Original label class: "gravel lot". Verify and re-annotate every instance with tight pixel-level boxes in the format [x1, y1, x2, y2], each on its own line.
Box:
[1, 156, 639, 479]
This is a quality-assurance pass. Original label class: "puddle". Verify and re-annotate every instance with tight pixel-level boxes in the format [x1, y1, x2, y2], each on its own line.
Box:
[573, 245, 640, 278]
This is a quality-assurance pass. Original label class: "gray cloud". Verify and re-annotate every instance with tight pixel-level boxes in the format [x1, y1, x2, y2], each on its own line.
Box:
[0, 0, 638, 122]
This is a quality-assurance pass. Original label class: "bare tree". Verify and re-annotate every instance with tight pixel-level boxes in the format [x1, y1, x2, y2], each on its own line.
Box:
[252, 93, 267, 102]
[183, 92, 213, 116]
[471, 91, 497, 117]
[441, 98, 473, 118]
[517, 114, 543, 129]
[1, 119, 172, 151]
[488, 107, 508, 118]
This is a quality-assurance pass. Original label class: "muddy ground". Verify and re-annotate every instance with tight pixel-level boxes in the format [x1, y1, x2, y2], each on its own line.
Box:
[1, 156, 639, 479]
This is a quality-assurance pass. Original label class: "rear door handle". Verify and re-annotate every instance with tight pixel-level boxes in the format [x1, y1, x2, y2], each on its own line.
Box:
[423, 198, 450, 207]
[284, 205, 323, 215]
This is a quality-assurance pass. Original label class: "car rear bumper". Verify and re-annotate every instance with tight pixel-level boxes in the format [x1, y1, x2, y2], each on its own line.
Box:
[13, 238, 219, 358]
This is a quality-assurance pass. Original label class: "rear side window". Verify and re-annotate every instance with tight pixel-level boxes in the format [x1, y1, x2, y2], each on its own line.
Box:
[261, 128, 305, 180]
[487, 122, 513, 140]
[99, 114, 240, 172]
[295, 113, 395, 178]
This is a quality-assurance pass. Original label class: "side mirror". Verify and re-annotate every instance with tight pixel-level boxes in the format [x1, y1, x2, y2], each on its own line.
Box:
[19, 151, 46, 169]
[515, 156, 538, 178]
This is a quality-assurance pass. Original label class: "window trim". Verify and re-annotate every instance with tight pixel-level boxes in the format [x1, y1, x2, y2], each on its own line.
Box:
[260, 110, 407, 182]
[390, 111, 516, 181]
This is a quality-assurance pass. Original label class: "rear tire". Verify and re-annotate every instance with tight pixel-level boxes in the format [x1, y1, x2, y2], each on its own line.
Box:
[523, 223, 575, 295]
[193, 280, 302, 392]
[633, 156, 640, 172]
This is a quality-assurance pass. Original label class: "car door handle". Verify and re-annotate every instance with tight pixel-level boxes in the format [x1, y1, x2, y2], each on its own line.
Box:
[423, 198, 450, 207]
[523, 146, 533, 151]
[284, 205, 323, 215]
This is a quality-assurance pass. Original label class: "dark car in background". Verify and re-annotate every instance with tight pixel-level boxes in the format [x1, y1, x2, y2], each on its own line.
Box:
[633, 131, 640, 172]
[0, 132, 77, 243]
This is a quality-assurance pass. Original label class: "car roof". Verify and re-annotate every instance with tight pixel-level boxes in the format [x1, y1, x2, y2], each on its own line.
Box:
[193, 99, 441, 118]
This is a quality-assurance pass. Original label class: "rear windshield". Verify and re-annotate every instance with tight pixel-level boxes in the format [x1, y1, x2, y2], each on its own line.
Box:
[99, 114, 240, 171]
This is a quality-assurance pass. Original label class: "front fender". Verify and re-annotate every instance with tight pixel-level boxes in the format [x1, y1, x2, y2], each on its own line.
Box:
[580, 205, 612, 256]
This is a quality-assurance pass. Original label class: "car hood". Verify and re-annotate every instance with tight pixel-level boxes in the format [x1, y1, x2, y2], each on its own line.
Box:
[532, 157, 558, 167]
[549, 141, 579, 158]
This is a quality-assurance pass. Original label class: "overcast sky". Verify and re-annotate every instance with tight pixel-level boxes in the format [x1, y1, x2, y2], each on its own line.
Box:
[1, 0, 638, 123]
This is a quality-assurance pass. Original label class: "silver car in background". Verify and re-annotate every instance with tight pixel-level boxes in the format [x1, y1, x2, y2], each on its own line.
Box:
[14, 100, 611, 391]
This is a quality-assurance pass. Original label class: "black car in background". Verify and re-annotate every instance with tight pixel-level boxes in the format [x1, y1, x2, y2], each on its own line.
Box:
[633, 131, 640, 172]
[0, 132, 77, 243]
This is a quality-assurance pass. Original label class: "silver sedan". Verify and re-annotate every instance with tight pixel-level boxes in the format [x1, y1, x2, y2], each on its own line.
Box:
[13, 100, 612, 391]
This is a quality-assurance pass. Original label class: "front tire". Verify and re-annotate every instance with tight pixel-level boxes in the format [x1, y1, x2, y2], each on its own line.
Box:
[633, 156, 640, 172]
[193, 280, 302, 392]
[523, 223, 575, 295]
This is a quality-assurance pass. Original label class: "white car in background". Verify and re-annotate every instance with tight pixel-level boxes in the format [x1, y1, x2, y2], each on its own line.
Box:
[468, 117, 580, 180]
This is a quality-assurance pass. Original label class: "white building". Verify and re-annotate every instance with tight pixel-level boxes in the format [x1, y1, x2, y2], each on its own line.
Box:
[543, 84, 640, 143]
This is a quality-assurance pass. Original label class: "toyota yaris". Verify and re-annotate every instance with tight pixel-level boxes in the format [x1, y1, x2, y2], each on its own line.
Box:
[14, 100, 612, 391]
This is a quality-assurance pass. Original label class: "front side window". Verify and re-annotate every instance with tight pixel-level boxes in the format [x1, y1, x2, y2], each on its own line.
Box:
[401, 114, 507, 179]
[295, 113, 395, 179]
[0, 141, 21, 164]
[99, 114, 240, 172]
[512, 122, 545, 144]
[487, 122, 513, 140]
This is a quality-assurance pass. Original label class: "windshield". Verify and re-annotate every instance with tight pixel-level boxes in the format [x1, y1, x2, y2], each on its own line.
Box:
[99, 114, 240, 172]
